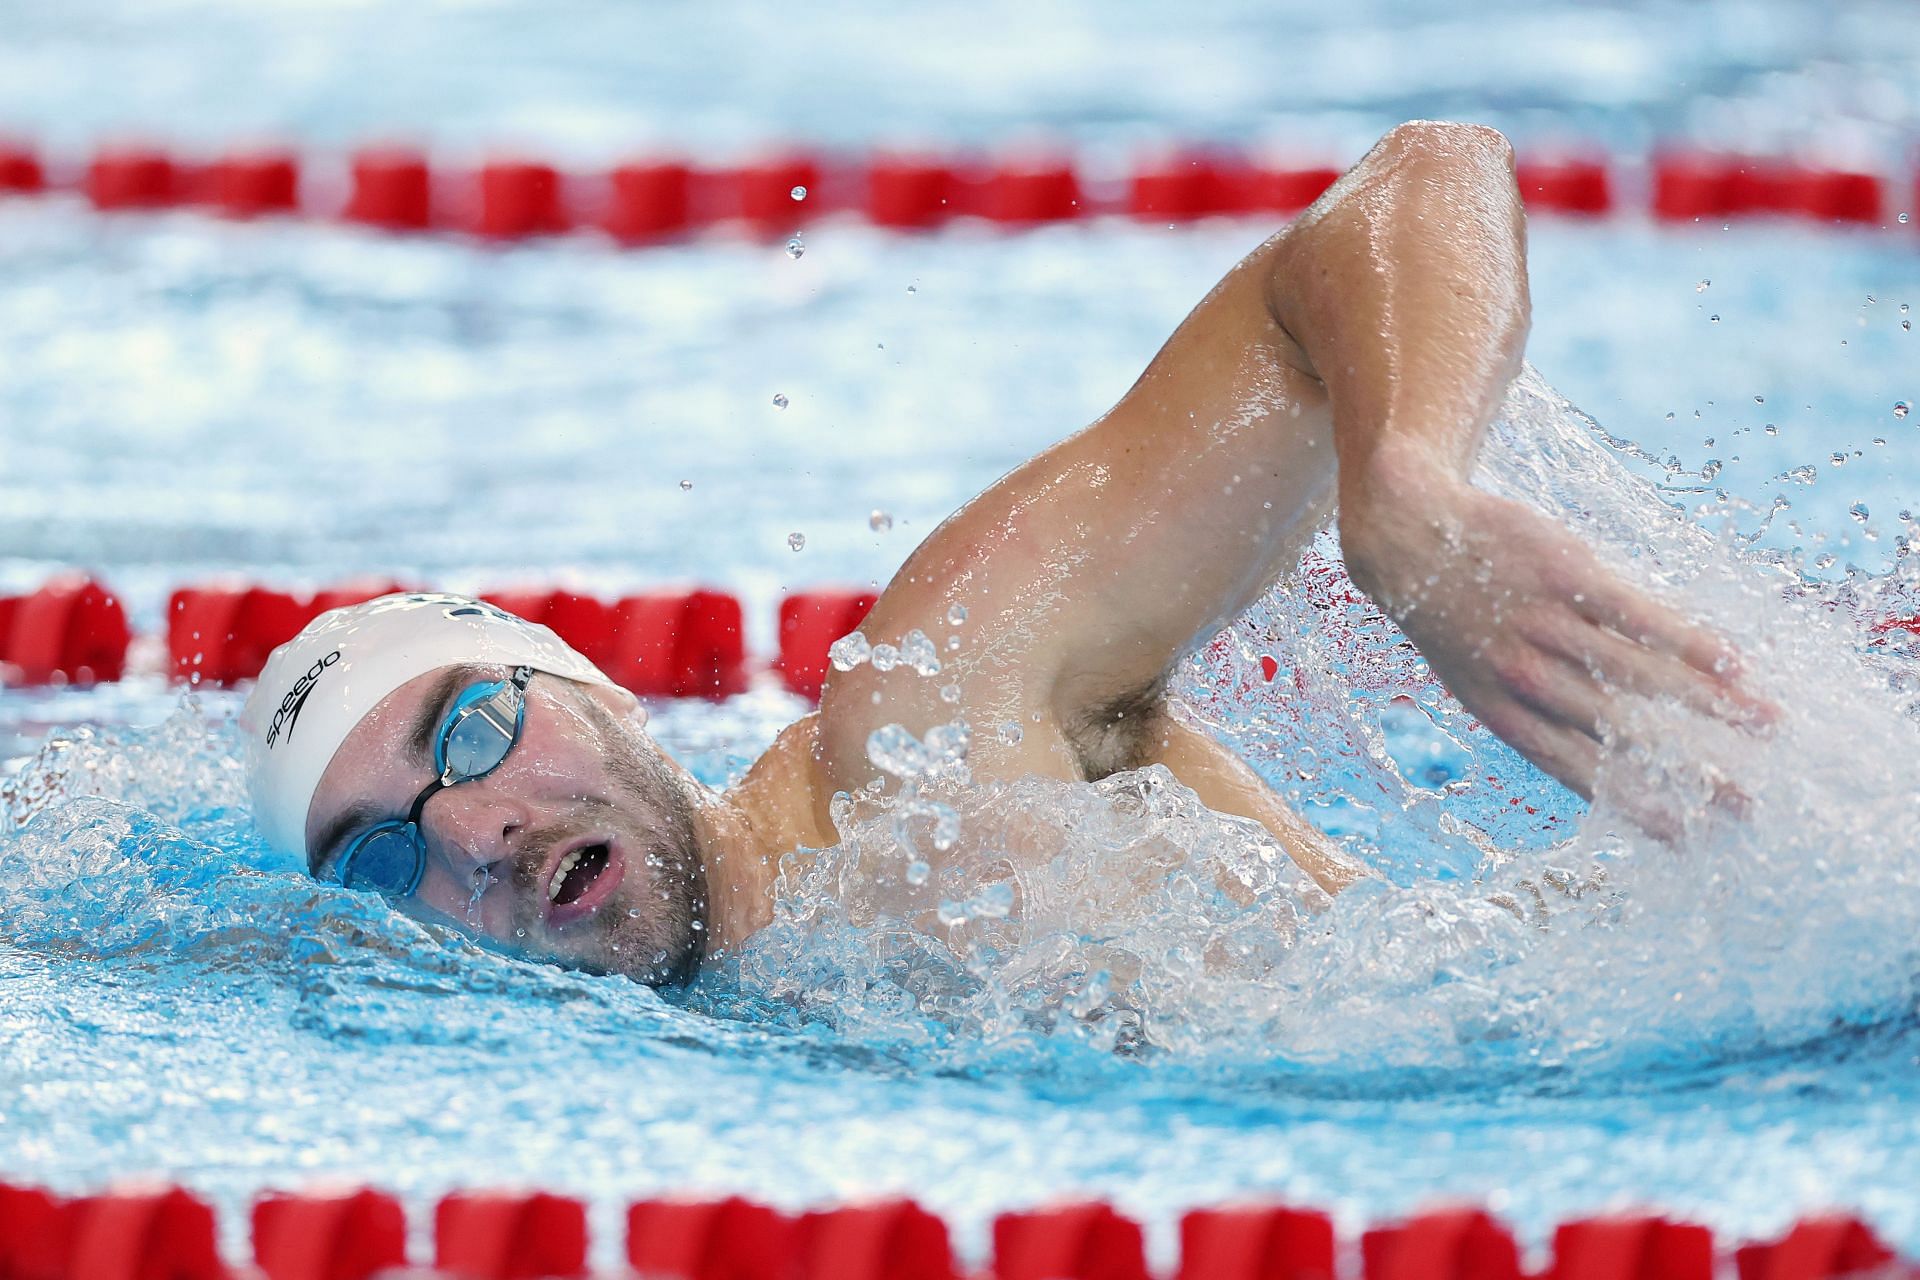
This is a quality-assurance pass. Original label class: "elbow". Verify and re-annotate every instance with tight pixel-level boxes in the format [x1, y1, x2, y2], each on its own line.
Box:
[1376, 120, 1514, 172]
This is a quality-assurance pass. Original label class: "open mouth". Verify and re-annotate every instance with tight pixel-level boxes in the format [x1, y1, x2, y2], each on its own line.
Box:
[542, 835, 626, 928]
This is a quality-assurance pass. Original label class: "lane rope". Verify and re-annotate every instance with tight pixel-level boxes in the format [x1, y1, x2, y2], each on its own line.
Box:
[0, 1182, 1905, 1280]
[0, 138, 1909, 240]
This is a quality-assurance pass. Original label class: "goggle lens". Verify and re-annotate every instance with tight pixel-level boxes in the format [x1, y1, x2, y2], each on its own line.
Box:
[436, 678, 527, 781]
[341, 825, 425, 896]
[328, 667, 533, 900]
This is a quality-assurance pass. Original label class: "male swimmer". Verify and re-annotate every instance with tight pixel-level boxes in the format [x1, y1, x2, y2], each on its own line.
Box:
[241, 121, 1764, 985]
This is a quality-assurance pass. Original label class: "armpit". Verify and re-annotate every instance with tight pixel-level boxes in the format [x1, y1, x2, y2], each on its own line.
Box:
[1063, 679, 1168, 781]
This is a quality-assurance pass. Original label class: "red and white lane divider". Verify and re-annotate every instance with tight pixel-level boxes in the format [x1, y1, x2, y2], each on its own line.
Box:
[5, 573, 1919, 701]
[0, 575, 874, 701]
[0, 1182, 1910, 1280]
[0, 137, 1908, 241]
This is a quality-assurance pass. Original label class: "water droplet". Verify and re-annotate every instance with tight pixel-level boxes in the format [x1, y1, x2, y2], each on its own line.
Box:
[869, 509, 893, 532]
[1895, 401, 1911, 419]
[789, 185, 808, 201]
[945, 634, 960, 651]
[906, 859, 930, 886]
[1904, 321, 1912, 332]
[1902, 213, 1912, 225]
[1813, 551, 1837, 571]
[1710, 314, 1721, 323]
[946, 602, 968, 626]
[678, 478, 693, 491]
[1664, 412, 1676, 421]
[870, 643, 900, 672]
[1696, 279, 1711, 293]
[1754, 395, 1764, 404]
[1764, 423, 1778, 435]
[905, 284, 917, 294]
[785, 235, 805, 259]
[788, 531, 806, 552]
[996, 721, 1023, 746]
[899, 629, 943, 676]
[772, 393, 789, 409]
[829, 631, 871, 671]
[1850, 502, 1871, 523]
[1829, 452, 1847, 467]
[939, 683, 961, 704]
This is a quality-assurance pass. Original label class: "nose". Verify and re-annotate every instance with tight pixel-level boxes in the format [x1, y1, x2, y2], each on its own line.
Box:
[419, 779, 530, 877]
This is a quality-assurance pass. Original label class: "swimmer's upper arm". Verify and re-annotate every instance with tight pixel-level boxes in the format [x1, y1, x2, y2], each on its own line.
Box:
[816, 122, 1527, 792]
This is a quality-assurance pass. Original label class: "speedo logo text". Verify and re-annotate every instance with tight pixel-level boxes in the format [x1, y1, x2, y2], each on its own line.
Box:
[265, 650, 341, 749]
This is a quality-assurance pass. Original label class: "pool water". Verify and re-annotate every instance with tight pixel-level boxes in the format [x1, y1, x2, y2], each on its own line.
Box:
[3, 0, 1920, 1269]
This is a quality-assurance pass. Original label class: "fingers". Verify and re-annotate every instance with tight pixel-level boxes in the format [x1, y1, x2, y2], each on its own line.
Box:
[1544, 619, 1770, 729]
[1565, 582, 1778, 728]
[1479, 695, 1600, 799]
[1572, 573, 1733, 677]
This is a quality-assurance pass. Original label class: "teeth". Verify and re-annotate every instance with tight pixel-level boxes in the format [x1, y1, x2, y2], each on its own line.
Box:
[548, 850, 582, 902]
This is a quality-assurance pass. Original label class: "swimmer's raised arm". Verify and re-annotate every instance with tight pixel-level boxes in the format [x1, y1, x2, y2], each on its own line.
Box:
[1270, 124, 1768, 795]
[817, 120, 1756, 828]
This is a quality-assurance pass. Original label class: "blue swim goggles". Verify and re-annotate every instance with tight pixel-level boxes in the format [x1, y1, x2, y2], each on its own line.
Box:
[329, 666, 534, 897]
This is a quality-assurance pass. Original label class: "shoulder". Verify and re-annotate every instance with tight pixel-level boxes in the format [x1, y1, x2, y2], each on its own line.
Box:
[725, 714, 840, 854]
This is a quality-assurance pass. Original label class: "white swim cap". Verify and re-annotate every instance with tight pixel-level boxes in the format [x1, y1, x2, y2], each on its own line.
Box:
[239, 592, 619, 862]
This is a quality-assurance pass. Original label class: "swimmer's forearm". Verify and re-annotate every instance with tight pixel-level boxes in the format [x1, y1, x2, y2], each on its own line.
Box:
[1150, 714, 1369, 897]
[1262, 121, 1530, 573]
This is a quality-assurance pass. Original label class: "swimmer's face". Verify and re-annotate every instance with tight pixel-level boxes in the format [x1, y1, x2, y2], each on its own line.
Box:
[304, 665, 706, 984]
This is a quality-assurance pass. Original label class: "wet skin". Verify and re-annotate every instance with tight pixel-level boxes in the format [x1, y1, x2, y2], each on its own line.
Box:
[306, 667, 719, 979]
[303, 121, 1769, 981]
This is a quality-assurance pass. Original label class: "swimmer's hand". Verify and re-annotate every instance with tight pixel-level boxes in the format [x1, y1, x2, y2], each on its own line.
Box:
[1341, 463, 1773, 800]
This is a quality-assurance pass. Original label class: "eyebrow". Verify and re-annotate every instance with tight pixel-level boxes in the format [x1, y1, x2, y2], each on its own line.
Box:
[305, 665, 480, 878]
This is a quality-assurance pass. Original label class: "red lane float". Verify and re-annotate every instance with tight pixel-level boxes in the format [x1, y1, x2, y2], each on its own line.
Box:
[64, 1188, 227, 1280]
[1735, 1215, 1899, 1280]
[798, 1200, 957, 1280]
[0, 140, 46, 194]
[1653, 153, 1886, 225]
[628, 1196, 797, 1280]
[1363, 1208, 1522, 1280]
[477, 159, 570, 239]
[993, 1202, 1151, 1280]
[866, 155, 957, 228]
[1177, 1205, 1337, 1280]
[86, 146, 181, 211]
[1515, 157, 1613, 215]
[0, 576, 130, 686]
[1129, 151, 1245, 220]
[168, 586, 314, 685]
[345, 145, 434, 230]
[434, 1190, 587, 1280]
[776, 589, 878, 699]
[605, 161, 693, 243]
[1550, 1216, 1714, 1280]
[205, 149, 301, 218]
[727, 153, 823, 230]
[973, 157, 1085, 223]
[252, 1188, 407, 1280]
[1244, 165, 1341, 213]
[0, 1183, 71, 1280]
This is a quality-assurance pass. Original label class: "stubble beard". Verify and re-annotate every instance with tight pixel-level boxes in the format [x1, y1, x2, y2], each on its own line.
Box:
[504, 698, 709, 986]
